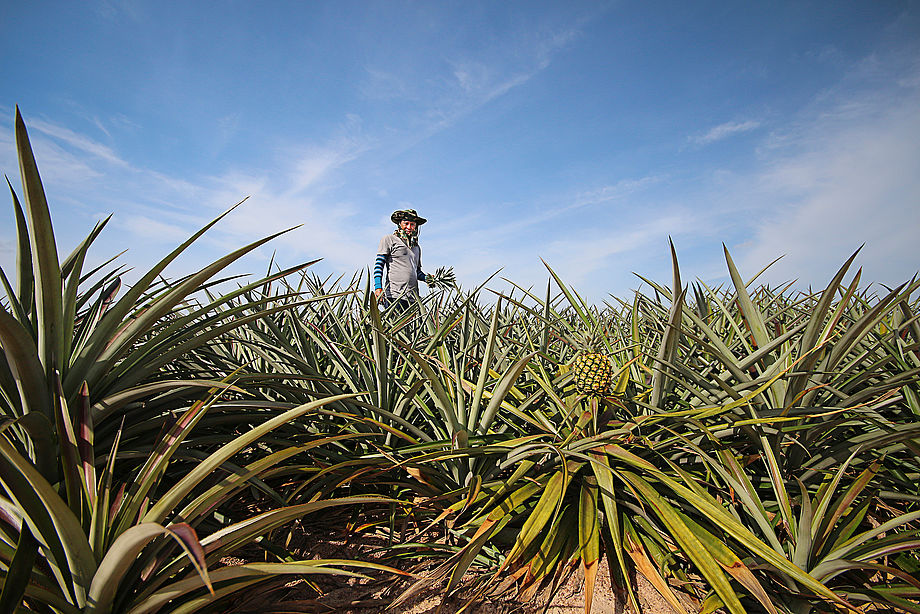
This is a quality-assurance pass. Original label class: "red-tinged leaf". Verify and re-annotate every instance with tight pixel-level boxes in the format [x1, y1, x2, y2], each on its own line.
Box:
[76, 382, 96, 507]
[109, 481, 126, 523]
[111, 393, 216, 538]
[165, 523, 210, 591]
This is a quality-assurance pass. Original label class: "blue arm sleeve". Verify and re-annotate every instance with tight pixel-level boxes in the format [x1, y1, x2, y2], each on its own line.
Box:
[417, 269, 426, 282]
[374, 255, 386, 290]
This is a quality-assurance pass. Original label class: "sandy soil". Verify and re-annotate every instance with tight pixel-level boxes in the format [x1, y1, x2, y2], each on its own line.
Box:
[222, 551, 693, 613]
[217, 511, 696, 614]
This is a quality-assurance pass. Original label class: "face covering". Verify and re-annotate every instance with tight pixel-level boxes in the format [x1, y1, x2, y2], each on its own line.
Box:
[394, 227, 418, 246]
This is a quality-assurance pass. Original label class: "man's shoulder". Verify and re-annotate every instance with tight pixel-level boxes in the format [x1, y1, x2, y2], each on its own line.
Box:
[378, 234, 398, 250]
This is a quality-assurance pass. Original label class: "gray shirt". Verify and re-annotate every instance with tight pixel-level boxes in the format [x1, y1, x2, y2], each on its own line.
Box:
[377, 234, 423, 300]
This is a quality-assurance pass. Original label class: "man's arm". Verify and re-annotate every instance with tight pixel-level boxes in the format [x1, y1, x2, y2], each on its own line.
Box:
[374, 254, 386, 298]
[374, 255, 386, 290]
[374, 235, 394, 299]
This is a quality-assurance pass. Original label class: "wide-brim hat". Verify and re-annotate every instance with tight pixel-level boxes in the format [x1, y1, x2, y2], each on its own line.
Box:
[391, 209, 427, 225]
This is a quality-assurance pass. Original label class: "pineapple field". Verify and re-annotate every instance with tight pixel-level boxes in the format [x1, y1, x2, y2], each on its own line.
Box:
[2, 110, 920, 614]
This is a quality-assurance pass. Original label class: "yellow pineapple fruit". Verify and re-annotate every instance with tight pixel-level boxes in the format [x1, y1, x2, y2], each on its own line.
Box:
[572, 329, 611, 396]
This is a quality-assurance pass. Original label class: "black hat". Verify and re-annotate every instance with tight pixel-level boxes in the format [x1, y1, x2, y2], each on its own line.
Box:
[391, 209, 427, 225]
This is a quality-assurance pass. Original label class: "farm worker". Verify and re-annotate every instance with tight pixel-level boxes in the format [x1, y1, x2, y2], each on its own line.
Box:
[374, 209, 428, 307]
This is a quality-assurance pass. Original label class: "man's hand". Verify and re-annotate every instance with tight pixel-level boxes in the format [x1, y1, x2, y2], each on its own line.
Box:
[374, 288, 383, 300]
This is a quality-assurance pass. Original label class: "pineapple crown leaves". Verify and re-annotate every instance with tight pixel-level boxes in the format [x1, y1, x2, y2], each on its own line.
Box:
[555, 320, 611, 359]
[425, 266, 457, 291]
[571, 327, 606, 354]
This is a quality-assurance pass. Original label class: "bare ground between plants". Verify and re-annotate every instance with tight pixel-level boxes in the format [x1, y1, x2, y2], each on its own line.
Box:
[221, 557, 687, 613]
[216, 514, 691, 614]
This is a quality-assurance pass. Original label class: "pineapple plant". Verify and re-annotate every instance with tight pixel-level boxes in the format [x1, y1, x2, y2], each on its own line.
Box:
[571, 328, 612, 396]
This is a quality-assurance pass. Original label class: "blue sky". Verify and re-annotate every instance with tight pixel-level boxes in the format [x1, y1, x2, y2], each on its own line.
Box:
[1, 1, 918, 303]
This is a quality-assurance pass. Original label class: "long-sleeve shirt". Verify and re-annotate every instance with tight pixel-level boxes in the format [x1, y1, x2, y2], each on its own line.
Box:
[375, 234, 425, 300]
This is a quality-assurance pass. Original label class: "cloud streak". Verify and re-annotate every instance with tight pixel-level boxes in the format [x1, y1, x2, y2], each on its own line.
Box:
[361, 17, 587, 155]
[690, 120, 761, 146]
[29, 118, 130, 168]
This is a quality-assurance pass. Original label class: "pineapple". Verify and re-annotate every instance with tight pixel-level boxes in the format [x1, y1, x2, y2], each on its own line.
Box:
[571, 329, 612, 396]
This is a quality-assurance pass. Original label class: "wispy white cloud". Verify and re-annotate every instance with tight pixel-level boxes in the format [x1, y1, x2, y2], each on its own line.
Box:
[690, 120, 761, 146]
[447, 60, 533, 109]
[29, 118, 130, 168]
[1, 114, 205, 216]
[284, 144, 362, 197]
[541, 213, 692, 286]
[361, 18, 587, 152]
[569, 176, 665, 209]
[482, 53, 920, 299]
[446, 18, 582, 105]
[470, 175, 663, 242]
[440, 24, 580, 122]
[733, 67, 920, 288]
[202, 133, 379, 274]
[0, 106, 386, 286]
[121, 214, 191, 244]
[212, 112, 242, 154]
[739, 103, 920, 287]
